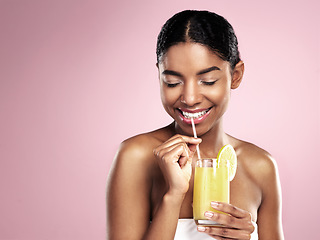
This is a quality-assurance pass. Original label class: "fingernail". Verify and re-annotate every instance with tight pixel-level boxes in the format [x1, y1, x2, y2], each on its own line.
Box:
[211, 201, 219, 208]
[197, 226, 206, 232]
[204, 211, 214, 218]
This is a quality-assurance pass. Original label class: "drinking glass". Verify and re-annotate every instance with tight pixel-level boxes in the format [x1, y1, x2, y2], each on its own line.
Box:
[193, 158, 229, 226]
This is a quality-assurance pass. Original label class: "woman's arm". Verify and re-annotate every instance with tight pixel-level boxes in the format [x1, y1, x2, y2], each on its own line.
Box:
[106, 135, 201, 240]
[256, 155, 284, 239]
[106, 138, 152, 239]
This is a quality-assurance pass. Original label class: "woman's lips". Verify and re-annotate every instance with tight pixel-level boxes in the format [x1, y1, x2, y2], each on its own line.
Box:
[177, 107, 212, 124]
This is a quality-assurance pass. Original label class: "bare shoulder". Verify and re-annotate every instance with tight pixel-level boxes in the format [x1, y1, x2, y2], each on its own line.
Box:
[116, 134, 156, 164]
[107, 132, 159, 201]
[107, 125, 174, 186]
[114, 126, 171, 167]
[106, 126, 173, 239]
[230, 137, 280, 188]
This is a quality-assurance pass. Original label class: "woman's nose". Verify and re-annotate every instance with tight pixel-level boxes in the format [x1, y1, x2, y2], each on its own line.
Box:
[180, 81, 202, 106]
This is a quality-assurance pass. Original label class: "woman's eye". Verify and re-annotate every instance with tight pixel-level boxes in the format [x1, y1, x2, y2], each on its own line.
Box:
[201, 80, 217, 86]
[166, 83, 180, 88]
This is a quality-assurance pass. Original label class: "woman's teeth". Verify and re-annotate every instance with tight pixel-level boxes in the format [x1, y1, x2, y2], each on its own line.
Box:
[181, 109, 209, 119]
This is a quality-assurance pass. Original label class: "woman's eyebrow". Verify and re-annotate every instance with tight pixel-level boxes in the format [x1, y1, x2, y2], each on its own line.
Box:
[161, 70, 183, 77]
[162, 66, 221, 77]
[197, 66, 221, 75]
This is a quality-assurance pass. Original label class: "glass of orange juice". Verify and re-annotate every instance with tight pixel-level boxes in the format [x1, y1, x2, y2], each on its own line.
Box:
[193, 158, 230, 226]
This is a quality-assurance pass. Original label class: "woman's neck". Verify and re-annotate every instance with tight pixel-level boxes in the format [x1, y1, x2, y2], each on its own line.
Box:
[172, 120, 229, 158]
[197, 121, 228, 158]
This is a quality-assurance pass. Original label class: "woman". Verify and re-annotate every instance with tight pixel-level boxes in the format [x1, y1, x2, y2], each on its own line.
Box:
[106, 10, 284, 240]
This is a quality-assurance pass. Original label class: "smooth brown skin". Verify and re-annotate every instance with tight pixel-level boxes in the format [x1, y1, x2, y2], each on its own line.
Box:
[106, 43, 284, 240]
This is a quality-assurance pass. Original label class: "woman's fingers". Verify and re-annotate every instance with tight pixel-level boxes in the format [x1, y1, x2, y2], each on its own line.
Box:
[154, 135, 201, 154]
[168, 134, 202, 145]
[211, 202, 251, 219]
[198, 226, 252, 240]
[152, 134, 202, 195]
[153, 134, 201, 165]
[204, 210, 254, 233]
[199, 202, 255, 239]
[159, 142, 190, 165]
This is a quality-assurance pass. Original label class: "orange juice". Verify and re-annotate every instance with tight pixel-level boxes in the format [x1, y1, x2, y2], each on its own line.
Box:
[193, 159, 229, 226]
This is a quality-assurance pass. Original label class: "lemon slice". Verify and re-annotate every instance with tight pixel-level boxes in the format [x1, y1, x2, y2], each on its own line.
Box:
[217, 144, 237, 181]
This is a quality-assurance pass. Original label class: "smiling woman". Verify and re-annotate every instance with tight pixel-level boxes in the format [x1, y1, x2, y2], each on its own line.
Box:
[106, 10, 284, 240]
[158, 43, 241, 134]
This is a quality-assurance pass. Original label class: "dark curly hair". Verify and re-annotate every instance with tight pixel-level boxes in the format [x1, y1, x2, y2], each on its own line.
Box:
[156, 10, 241, 69]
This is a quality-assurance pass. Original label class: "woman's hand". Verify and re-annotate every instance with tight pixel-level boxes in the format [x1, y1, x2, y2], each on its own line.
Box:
[197, 201, 255, 240]
[153, 134, 202, 196]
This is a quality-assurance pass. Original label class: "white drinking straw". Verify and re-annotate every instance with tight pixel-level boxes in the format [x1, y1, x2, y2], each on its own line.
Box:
[191, 118, 201, 160]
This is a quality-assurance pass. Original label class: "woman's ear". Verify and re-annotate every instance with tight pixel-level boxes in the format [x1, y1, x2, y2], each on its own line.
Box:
[231, 61, 244, 89]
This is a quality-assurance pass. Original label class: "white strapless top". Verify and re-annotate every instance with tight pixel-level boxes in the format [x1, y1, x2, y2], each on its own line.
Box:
[174, 219, 258, 240]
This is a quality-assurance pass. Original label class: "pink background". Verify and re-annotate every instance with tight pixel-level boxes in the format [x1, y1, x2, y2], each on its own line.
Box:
[1, 0, 319, 239]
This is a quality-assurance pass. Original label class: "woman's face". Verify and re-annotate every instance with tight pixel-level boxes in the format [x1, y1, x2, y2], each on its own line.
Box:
[158, 42, 243, 136]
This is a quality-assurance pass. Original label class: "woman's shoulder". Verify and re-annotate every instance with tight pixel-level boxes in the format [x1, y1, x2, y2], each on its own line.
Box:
[114, 124, 173, 165]
[229, 136, 279, 185]
[108, 126, 173, 189]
